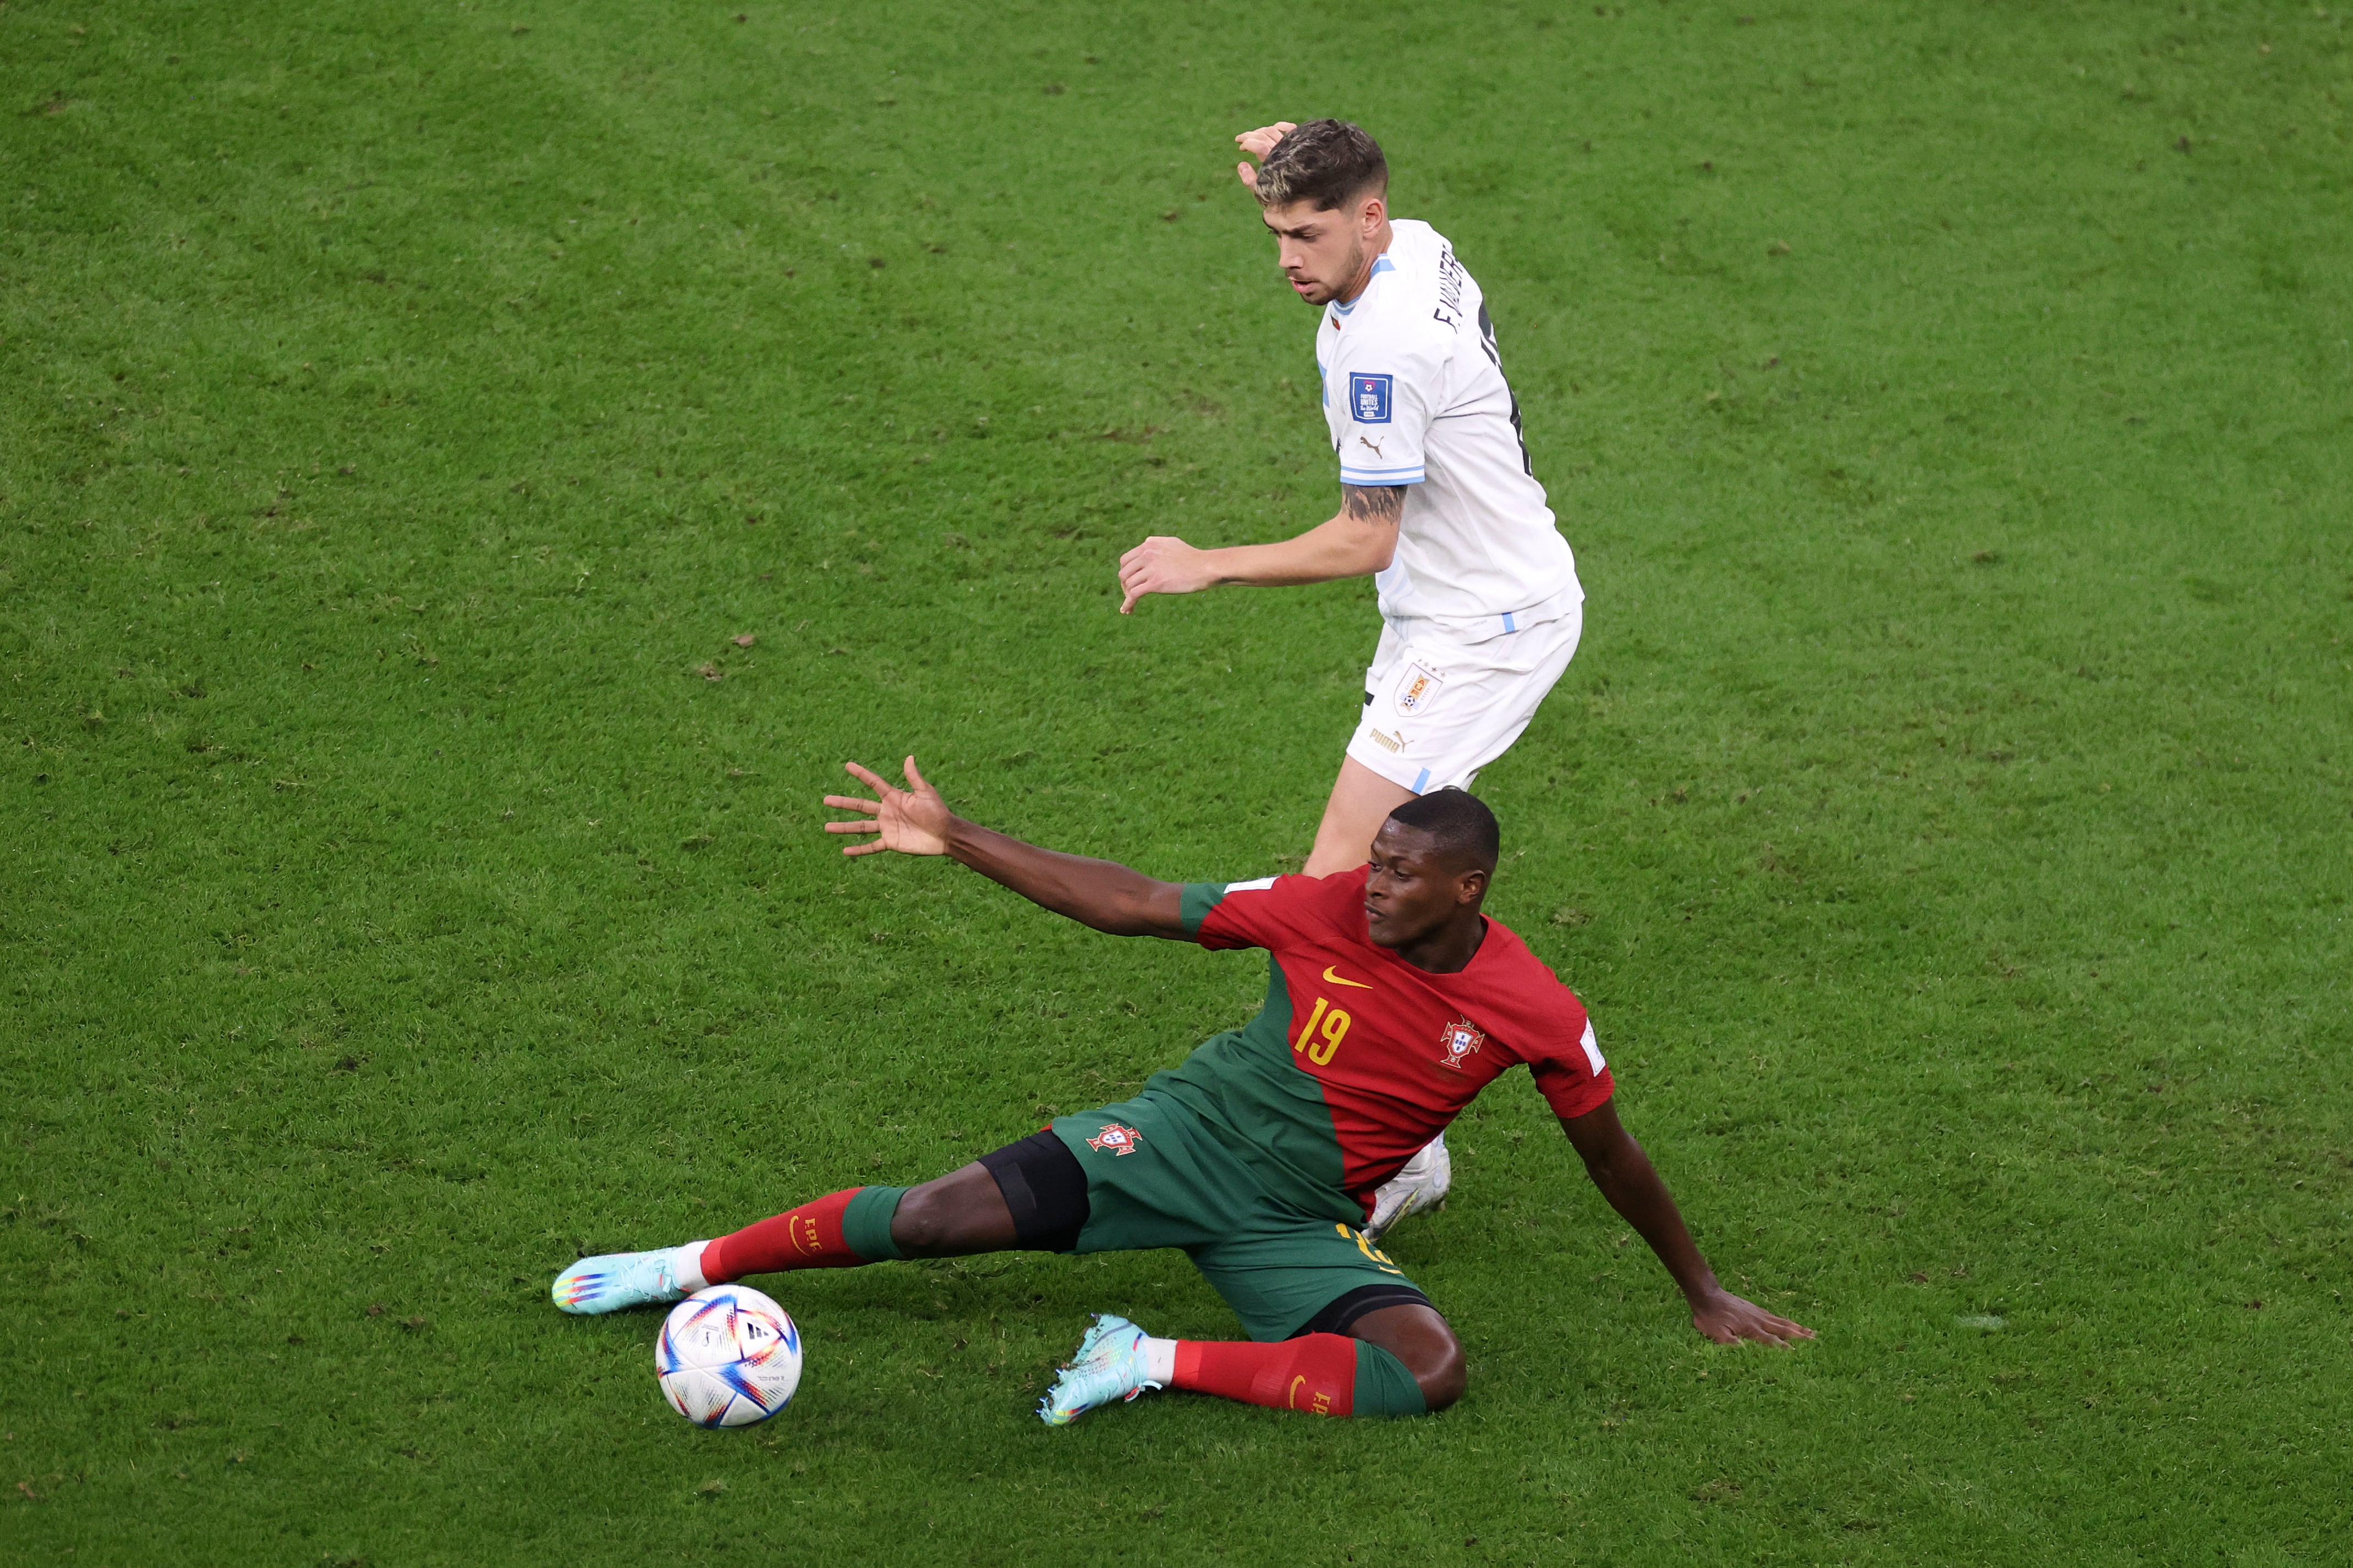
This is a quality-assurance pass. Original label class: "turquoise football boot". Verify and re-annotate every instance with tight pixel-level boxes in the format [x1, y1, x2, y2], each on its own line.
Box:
[1039, 1313, 1163, 1426]
[551, 1242, 707, 1315]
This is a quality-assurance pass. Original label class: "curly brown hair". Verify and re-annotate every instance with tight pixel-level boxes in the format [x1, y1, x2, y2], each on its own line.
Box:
[1252, 119, 1389, 211]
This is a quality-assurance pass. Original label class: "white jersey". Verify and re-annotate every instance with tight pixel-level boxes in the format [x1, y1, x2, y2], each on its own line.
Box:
[1318, 219, 1581, 625]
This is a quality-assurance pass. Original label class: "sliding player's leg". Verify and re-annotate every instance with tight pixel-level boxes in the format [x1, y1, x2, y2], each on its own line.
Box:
[1350, 1300, 1468, 1410]
[1040, 1169, 1458, 1424]
[551, 1131, 1080, 1314]
[1040, 1300, 1454, 1424]
[1145, 1290, 1460, 1417]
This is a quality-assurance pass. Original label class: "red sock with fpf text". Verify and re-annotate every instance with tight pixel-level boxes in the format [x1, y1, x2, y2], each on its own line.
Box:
[700, 1186, 907, 1281]
[1172, 1334, 1361, 1417]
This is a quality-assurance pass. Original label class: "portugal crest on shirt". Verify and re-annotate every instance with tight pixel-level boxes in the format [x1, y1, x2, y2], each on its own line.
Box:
[1085, 1123, 1143, 1156]
[1436, 1019, 1486, 1071]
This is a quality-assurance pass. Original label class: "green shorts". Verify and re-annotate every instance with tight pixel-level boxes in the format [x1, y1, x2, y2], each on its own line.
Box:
[1051, 1091, 1423, 1343]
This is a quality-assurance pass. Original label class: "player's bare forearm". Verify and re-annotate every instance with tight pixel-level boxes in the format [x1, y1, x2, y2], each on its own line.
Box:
[940, 817, 1188, 939]
[1561, 1101, 1718, 1300]
[824, 757, 1187, 939]
[1206, 508, 1394, 585]
[1559, 1099, 1815, 1347]
[1116, 486, 1401, 610]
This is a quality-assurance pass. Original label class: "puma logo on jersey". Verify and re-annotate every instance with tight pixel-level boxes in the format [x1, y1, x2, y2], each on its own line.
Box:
[1356, 434, 1387, 459]
[1321, 966, 1373, 989]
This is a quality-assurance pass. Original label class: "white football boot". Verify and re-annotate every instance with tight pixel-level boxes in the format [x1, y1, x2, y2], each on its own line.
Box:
[1363, 1132, 1451, 1243]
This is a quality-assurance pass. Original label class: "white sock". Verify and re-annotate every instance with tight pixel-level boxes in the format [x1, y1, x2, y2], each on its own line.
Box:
[1139, 1336, 1178, 1387]
[673, 1240, 711, 1292]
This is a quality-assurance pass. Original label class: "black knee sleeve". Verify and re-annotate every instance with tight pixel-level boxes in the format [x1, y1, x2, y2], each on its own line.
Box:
[978, 1130, 1089, 1253]
[1293, 1283, 1436, 1339]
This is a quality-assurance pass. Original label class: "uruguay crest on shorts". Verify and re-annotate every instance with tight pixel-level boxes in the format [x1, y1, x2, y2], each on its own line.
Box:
[1394, 660, 1445, 718]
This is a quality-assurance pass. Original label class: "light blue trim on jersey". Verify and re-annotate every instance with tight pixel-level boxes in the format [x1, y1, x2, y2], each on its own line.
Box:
[1332, 255, 1395, 319]
[1501, 610, 1517, 633]
[1339, 464, 1425, 485]
[1412, 767, 1431, 793]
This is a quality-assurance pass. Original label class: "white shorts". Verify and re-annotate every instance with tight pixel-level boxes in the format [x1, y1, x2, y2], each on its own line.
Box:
[1343, 597, 1584, 795]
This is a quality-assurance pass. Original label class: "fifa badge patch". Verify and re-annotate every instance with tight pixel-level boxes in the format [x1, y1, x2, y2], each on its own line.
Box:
[1394, 660, 1445, 718]
[1085, 1123, 1143, 1156]
[1350, 372, 1394, 424]
[1436, 1018, 1486, 1072]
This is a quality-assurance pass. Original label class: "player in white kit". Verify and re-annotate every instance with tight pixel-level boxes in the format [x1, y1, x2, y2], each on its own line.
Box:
[1116, 120, 1585, 1236]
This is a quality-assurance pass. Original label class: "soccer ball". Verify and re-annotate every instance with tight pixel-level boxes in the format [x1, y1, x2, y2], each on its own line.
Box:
[655, 1285, 803, 1428]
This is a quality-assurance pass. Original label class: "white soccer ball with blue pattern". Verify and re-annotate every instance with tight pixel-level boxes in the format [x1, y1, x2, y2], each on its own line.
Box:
[655, 1285, 803, 1428]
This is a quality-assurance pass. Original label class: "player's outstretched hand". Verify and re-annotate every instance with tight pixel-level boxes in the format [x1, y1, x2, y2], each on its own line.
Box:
[824, 757, 953, 857]
[1233, 121, 1297, 191]
[1118, 535, 1216, 613]
[1690, 1288, 1815, 1349]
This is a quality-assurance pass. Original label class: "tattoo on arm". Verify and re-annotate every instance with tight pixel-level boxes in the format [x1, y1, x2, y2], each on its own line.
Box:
[1341, 483, 1406, 524]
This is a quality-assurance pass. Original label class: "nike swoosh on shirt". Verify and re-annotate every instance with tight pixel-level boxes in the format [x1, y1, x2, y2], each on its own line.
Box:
[1322, 966, 1374, 989]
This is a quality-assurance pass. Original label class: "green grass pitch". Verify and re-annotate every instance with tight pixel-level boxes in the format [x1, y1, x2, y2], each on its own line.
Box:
[4, 1, 2349, 1561]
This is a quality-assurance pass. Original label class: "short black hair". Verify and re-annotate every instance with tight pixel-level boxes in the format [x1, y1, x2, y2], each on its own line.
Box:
[1252, 119, 1389, 212]
[1384, 788, 1500, 873]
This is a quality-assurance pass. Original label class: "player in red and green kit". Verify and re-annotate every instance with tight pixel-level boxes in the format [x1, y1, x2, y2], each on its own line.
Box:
[551, 758, 1813, 1423]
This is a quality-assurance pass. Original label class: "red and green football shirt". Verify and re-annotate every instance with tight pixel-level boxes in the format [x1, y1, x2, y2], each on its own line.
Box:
[1142, 867, 1613, 1224]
